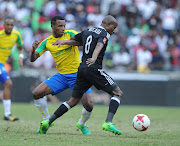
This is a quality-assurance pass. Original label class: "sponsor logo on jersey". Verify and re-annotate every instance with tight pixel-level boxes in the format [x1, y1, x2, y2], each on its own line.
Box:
[103, 38, 107, 44]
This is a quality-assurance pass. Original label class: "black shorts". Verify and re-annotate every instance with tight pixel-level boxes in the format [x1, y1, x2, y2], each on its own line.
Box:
[72, 67, 118, 98]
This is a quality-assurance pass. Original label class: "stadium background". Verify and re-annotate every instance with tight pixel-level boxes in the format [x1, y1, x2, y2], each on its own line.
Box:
[0, 0, 180, 106]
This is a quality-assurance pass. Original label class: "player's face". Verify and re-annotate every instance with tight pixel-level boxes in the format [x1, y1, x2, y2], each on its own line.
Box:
[4, 19, 14, 35]
[106, 23, 117, 35]
[52, 20, 66, 38]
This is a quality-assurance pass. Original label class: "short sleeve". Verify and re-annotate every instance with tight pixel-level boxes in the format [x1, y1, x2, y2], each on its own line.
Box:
[97, 30, 110, 45]
[35, 40, 47, 56]
[16, 31, 23, 47]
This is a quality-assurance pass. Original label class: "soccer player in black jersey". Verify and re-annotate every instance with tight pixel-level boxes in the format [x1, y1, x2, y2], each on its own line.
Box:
[39, 15, 123, 135]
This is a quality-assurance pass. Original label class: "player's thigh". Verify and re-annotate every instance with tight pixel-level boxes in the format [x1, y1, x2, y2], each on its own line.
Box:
[3, 79, 13, 88]
[66, 72, 78, 90]
[44, 73, 68, 95]
[0, 64, 11, 85]
[72, 77, 92, 99]
[92, 69, 118, 94]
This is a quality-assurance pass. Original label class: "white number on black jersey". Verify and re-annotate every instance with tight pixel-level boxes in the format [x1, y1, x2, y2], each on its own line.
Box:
[85, 35, 92, 54]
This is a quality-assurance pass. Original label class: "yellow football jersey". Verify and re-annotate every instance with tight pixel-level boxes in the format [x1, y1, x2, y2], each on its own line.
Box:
[0, 29, 23, 65]
[36, 30, 81, 74]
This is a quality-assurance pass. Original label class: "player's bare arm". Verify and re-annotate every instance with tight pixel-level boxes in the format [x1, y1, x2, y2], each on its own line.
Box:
[52, 36, 82, 47]
[86, 42, 104, 67]
[17, 46, 24, 66]
[30, 40, 40, 62]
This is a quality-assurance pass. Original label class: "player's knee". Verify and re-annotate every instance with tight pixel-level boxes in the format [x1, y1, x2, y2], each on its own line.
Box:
[119, 90, 123, 98]
[81, 93, 93, 112]
[84, 101, 93, 112]
[4, 80, 13, 89]
[112, 87, 123, 98]
[32, 89, 40, 100]
[67, 97, 80, 108]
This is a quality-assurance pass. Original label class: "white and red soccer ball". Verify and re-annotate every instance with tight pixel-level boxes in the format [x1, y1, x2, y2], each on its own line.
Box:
[132, 114, 150, 131]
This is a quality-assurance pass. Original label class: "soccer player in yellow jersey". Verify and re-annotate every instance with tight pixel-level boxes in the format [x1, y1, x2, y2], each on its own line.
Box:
[0, 17, 24, 121]
[30, 16, 93, 135]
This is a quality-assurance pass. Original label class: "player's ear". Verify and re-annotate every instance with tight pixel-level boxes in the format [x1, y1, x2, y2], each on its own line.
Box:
[51, 24, 53, 28]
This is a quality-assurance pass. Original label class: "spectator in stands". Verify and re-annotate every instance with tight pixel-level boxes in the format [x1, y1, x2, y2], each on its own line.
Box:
[150, 48, 164, 70]
[0, 0, 179, 72]
[160, 4, 178, 37]
[170, 44, 180, 71]
[112, 48, 131, 70]
[136, 41, 152, 73]
[155, 30, 168, 57]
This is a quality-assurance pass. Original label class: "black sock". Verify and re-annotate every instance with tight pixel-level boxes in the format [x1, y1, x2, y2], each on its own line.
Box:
[105, 95, 120, 123]
[49, 103, 69, 125]
[49, 114, 57, 125]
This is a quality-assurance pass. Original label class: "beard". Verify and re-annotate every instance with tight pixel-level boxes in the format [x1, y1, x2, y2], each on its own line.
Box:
[5, 30, 12, 35]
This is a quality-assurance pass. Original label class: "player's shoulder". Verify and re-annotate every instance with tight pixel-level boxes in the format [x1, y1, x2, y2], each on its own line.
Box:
[64, 29, 78, 37]
[0, 29, 4, 35]
[98, 27, 110, 39]
[42, 35, 53, 42]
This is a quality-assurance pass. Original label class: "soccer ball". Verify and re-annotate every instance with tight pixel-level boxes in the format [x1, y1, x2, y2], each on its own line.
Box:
[132, 114, 150, 131]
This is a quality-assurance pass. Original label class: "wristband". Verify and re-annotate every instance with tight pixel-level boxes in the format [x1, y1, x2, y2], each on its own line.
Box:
[19, 54, 24, 59]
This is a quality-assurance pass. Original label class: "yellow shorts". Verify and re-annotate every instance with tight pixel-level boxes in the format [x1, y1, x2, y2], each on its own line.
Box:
[137, 65, 150, 73]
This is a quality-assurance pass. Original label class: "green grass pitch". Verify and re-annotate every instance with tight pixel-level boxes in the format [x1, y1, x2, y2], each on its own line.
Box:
[0, 103, 180, 146]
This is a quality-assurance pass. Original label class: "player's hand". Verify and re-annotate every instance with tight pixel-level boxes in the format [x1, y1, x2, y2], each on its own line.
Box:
[18, 58, 23, 67]
[52, 40, 66, 48]
[32, 40, 40, 51]
[86, 58, 96, 67]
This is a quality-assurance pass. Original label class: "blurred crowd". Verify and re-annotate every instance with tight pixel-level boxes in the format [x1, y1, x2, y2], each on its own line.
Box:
[0, 0, 180, 73]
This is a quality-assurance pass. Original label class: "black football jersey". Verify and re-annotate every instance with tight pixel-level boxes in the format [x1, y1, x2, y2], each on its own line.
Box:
[75, 26, 110, 69]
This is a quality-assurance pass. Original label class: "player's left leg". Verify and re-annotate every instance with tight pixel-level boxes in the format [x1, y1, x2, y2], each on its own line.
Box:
[67, 72, 93, 135]
[102, 87, 123, 135]
[92, 69, 123, 135]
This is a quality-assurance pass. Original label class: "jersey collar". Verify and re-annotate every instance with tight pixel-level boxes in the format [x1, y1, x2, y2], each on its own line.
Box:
[99, 26, 106, 30]
[98, 26, 110, 36]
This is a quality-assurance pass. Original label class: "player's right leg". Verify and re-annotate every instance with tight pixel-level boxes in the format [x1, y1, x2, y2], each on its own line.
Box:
[3, 80, 19, 121]
[92, 69, 123, 135]
[33, 82, 53, 133]
[35, 73, 69, 133]
[0, 63, 18, 121]
[77, 92, 93, 135]
[33, 82, 53, 121]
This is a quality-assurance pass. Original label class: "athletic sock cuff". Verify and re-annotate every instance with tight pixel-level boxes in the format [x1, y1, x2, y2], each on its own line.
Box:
[34, 97, 47, 106]
[63, 102, 71, 110]
[111, 95, 120, 104]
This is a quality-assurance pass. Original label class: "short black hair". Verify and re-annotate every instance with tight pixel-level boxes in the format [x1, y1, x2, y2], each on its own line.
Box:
[4, 16, 14, 22]
[51, 16, 64, 25]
